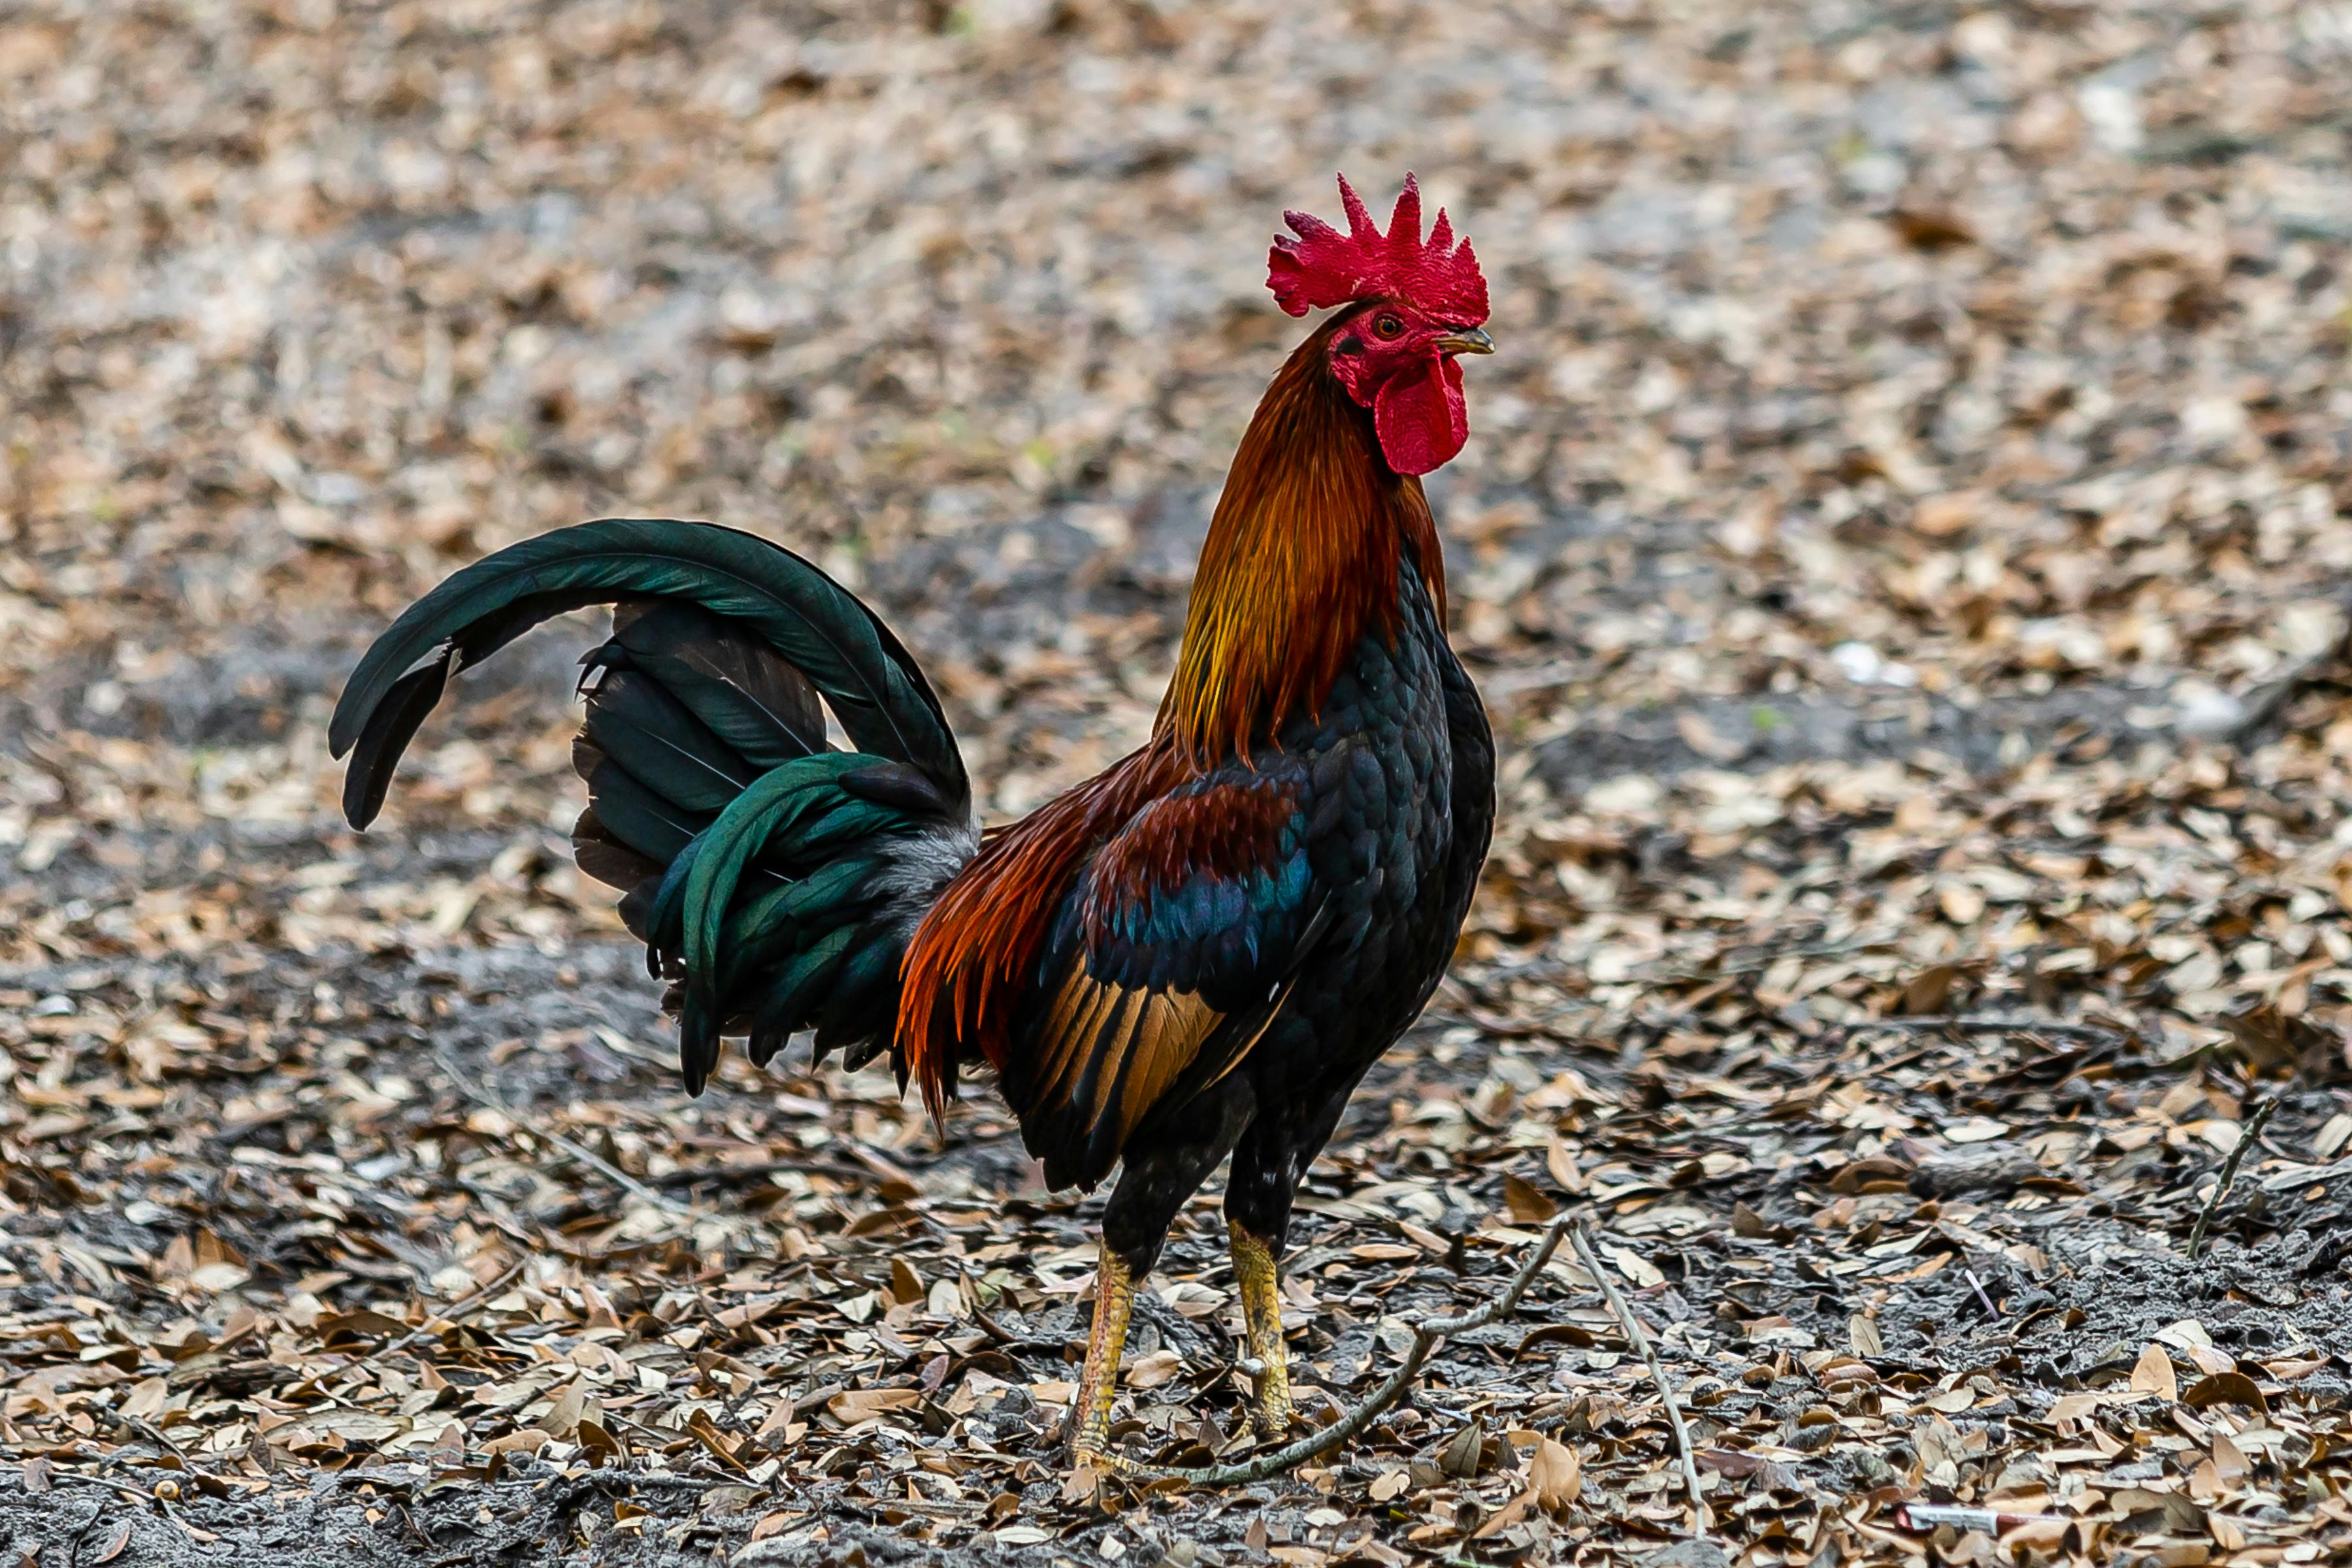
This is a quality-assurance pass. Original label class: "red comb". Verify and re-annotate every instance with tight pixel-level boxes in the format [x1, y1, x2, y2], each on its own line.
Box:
[1266, 172, 1488, 323]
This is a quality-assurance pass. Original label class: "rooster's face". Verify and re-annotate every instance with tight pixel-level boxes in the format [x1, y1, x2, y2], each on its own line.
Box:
[1323, 300, 1494, 478]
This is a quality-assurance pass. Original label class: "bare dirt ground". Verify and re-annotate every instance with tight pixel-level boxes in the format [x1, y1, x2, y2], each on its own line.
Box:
[4, 2, 2352, 1564]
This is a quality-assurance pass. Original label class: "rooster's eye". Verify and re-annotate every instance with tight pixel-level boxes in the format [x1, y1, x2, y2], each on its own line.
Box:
[1373, 313, 1404, 338]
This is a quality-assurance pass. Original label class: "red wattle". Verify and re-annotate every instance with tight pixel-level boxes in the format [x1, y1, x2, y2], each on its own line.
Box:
[1371, 355, 1468, 476]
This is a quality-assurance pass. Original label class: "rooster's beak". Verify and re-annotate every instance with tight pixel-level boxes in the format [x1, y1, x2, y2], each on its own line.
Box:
[1433, 326, 1494, 355]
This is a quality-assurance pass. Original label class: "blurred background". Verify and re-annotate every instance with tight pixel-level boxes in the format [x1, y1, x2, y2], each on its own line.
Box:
[3, 0, 2352, 1552]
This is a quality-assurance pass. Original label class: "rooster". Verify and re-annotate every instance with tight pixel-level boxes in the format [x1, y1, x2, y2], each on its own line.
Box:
[331, 174, 1497, 1468]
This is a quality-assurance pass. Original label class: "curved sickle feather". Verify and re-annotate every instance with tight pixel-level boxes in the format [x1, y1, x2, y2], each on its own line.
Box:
[330, 518, 968, 826]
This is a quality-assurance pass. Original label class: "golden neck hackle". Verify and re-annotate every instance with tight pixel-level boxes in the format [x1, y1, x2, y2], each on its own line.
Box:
[1156, 319, 1446, 764]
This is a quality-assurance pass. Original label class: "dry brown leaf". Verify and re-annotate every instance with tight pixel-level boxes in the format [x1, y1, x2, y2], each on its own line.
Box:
[1126, 1348, 1186, 1389]
[1469, 1489, 1536, 1541]
[2131, 1343, 2180, 1403]
[1526, 1437, 1582, 1511]
[828, 1388, 922, 1424]
[1502, 1173, 1558, 1223]
[1609, 1246, 1665, 1288]
[1440, 1420, 1486, 1479]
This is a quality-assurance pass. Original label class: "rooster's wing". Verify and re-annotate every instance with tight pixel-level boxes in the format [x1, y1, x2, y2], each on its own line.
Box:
[1002, 762, 1328, 1188]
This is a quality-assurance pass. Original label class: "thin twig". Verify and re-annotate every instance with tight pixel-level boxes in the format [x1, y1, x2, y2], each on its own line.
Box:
[1568, 1220, 1708, 1536]
[380, 1258, 529, 1358]
[573, 1468, 753, 1492]
[1842, 1015, 2127, 1044]
[434, 1048, 702, 1221]
[394, 1501, 435, 1551]
[28, 1470, 156, 1503]
[1120, 1215, 1569, 1486]
[108, 1412, 192, 1468]
[649, 1156, 870, 1189]
[2187, 1097, 2279, 1260]
[1635, 936, 1893, 988]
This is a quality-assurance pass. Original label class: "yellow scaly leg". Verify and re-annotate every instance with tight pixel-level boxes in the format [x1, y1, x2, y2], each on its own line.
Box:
[1228, 1220, 1296, 1441]
[1070, 1248, 1135, 1469]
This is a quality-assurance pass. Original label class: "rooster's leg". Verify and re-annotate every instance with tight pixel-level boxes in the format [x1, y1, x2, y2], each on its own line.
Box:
[1070, 1247, 1135, 1468]
[1070, 1078, 1258, 1469]
[1228, 1218, 1296, 1439]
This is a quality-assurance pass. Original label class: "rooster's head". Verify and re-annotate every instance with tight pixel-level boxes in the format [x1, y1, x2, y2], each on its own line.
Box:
[1266, 172, 1492, 476]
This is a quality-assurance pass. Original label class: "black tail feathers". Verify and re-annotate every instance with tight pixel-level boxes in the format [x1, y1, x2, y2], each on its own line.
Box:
[331, 520, 977, 1092]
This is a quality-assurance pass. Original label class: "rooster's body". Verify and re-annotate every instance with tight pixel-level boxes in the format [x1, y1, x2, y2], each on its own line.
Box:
[333, 175, 1497, 1467]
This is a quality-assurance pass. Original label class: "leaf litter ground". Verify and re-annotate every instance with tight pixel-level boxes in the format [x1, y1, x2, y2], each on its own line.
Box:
[3, 2, 2351, 1565]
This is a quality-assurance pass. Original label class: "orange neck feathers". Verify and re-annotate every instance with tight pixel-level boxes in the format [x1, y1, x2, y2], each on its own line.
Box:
[1158, 318, 1446, 763]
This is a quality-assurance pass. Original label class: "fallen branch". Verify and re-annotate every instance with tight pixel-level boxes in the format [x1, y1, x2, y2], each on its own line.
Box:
[2187, 1096, 2279, 1260]
[1569, 1220, 1708, 1535]
[1128, 1214, 1568, 1486]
